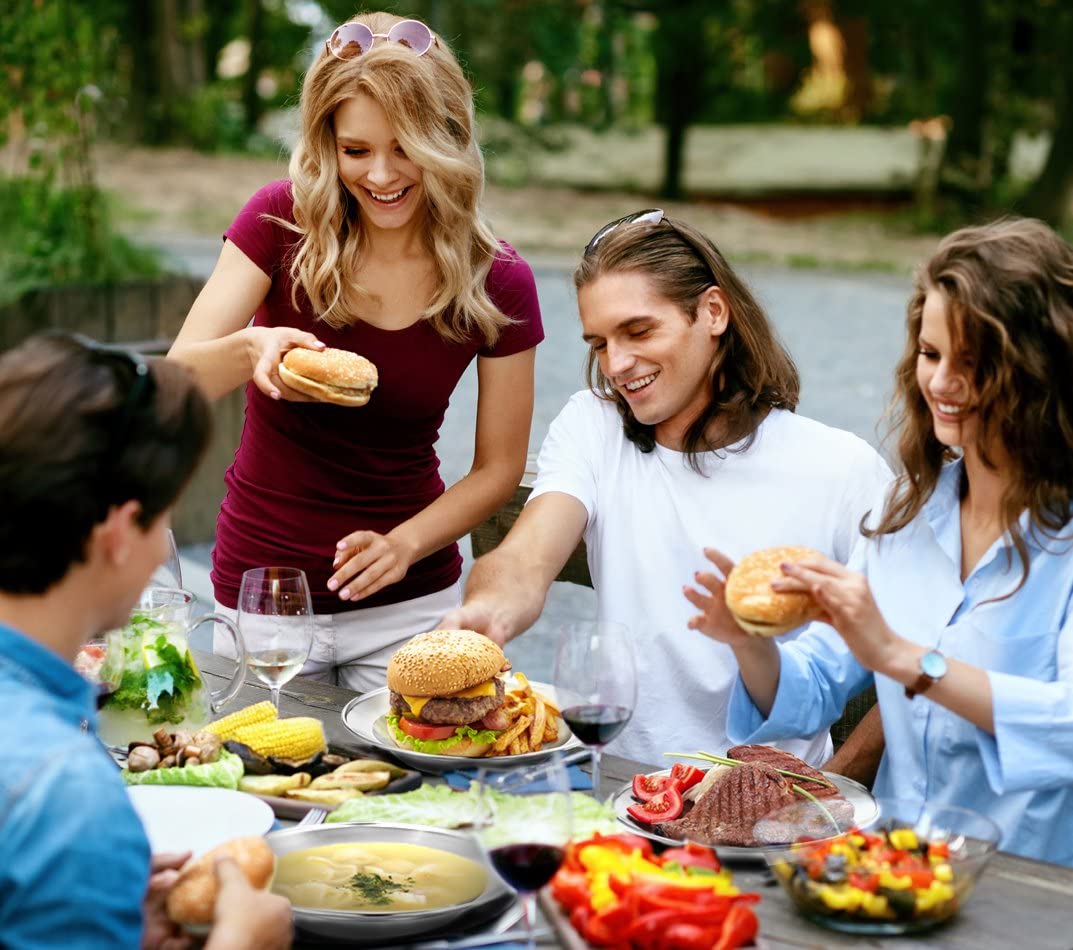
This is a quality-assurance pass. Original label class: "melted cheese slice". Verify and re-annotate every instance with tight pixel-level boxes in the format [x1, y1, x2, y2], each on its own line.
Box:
[402, 679, 497, 718]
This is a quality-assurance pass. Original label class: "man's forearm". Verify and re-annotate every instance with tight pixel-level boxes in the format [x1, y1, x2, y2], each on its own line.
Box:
[460, 547, 551, 644]
[822, 702, 885, 788]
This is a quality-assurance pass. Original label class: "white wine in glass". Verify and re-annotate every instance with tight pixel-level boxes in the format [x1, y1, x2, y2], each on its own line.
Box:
[238, 567, 314, 711]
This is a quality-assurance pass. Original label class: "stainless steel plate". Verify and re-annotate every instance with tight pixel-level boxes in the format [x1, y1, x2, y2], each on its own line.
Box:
[341, 681, 583, 773]
[610, 768, 878, 862]
[266, 822, 514, 942]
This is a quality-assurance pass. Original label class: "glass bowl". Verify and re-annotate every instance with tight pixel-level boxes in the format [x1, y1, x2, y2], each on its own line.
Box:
[763, 797, 1000, 935]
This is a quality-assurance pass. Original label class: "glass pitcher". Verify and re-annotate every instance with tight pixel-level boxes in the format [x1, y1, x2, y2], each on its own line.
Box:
[95, 587, 246, 746]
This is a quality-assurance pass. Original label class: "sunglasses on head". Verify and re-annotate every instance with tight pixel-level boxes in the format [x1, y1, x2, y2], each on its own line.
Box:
[326, 19, 437, 60]
[69, 334, 156, 452]
[584, 209, 665, 256]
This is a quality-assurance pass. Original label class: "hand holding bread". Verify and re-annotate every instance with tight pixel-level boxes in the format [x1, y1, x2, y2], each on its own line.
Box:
[165, 837, 278, 927]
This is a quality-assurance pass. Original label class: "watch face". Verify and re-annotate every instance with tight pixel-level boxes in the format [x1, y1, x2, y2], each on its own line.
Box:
[921, 650, 947, 678]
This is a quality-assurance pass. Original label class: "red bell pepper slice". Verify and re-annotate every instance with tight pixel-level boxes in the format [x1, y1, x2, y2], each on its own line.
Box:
[660, 922, 724, 950]
[659, 841, 722, 871]
[712, 903, 759, 950]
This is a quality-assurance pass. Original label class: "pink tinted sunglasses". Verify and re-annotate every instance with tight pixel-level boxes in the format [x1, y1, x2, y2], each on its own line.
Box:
[326, 19, 437, 60]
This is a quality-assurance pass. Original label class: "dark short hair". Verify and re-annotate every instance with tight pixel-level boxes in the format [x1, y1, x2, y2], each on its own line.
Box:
[574, 215, 799, 469]
[0, 333, 212, 593]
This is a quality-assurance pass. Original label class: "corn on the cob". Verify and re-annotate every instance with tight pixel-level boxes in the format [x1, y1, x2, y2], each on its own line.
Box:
[233, 717, 327, 760]
[205, 701, 277, 741]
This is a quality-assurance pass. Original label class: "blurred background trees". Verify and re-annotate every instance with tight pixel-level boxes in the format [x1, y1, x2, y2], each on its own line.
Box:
[3, 0, 1072, 296]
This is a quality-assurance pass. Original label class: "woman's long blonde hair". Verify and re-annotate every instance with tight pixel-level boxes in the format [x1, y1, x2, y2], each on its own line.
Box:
[282, 11, 509, 344]
[867, 218, 1073, 591]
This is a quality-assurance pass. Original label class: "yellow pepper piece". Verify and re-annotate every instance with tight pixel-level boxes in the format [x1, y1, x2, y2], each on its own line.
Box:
[860, 892, 892, 918]
[888, 828, 919, 851]
[934, 863, 954, 882]
[878, 869, 914, 890]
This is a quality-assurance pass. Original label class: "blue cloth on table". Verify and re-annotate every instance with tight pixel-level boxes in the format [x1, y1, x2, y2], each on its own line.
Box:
[442, 762, 592, 792]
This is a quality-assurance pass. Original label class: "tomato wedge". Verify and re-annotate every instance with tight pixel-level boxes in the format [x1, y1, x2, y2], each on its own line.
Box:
[669, 763, 704, 793]
[660, 842, 721, 871]
[626, 785, 683, 824]
[397, 717, 458, 741]
[632, 773, 676, 801]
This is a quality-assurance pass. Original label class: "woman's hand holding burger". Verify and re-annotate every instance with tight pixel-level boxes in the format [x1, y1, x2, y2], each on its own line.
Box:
[329, 529, 417, 602]
[244, 326, 325, 401]
[772, 555, 900, 672]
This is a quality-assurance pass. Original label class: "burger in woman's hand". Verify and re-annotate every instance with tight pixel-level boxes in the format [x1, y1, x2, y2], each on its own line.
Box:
[278, 347, 378, 407]
[386, 629, 510, 757]
[724, 546, 824, 637]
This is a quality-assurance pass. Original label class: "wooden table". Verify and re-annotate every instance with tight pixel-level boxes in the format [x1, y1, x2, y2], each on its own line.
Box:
[197, 652, 1073, 949]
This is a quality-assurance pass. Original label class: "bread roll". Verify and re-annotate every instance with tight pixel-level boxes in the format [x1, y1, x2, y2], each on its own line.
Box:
[166, 837, 276, 926]
[724, 546, 824, 637]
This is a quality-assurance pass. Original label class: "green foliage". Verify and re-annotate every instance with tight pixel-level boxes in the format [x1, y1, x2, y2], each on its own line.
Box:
[0, 178, 163, 305]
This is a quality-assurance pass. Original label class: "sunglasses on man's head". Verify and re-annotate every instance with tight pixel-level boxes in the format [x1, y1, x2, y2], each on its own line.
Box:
[69, 334, 156, 450]
[584, 209, 665, 256]
[326, 19, 437, 60]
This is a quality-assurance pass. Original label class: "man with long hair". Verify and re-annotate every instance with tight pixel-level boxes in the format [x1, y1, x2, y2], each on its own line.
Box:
[443, 213, 890, 767]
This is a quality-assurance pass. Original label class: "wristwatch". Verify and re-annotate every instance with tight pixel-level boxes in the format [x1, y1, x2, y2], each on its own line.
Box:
[905, 649, 947, 699]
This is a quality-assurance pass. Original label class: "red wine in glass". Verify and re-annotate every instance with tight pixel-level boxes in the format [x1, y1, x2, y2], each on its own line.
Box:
[489, 843, 565, 892]
[561, 704, 632, 746]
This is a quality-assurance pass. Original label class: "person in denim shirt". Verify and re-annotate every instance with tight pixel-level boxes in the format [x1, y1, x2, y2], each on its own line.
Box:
[686, 219, 1073, 864]
[0, 333, 291, 948]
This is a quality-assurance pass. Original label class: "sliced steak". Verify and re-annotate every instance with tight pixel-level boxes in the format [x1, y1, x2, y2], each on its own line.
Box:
[726, 744, 842, 799]
[389, 678, 505, 725]
[657, 762, 799, 846]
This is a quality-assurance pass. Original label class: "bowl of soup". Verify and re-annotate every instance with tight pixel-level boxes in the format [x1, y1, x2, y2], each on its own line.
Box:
[266, 823, 513, 941]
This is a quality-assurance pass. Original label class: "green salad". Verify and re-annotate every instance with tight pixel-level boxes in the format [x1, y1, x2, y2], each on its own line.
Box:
[103, 614, 202, 726]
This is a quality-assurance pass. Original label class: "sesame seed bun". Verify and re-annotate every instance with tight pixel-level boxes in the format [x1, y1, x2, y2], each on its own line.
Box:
[279, 347, 378, 407]
[165, 837, 275, 926]
[387, 629, 505, 697]
[724, 546, 824, 637]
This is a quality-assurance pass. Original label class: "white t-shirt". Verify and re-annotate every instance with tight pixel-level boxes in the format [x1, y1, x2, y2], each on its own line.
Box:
[530, 391, 892, 768]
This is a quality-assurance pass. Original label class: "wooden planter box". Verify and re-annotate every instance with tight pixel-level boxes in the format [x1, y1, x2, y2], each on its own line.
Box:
[0, 275, 244, 546]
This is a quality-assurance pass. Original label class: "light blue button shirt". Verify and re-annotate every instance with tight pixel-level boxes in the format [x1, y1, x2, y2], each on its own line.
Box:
[728, 461, 1073, 865]
[0, 623, 150, 947]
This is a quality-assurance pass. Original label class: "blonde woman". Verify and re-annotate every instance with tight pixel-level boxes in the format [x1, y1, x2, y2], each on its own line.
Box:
[169, 13, 542, 691]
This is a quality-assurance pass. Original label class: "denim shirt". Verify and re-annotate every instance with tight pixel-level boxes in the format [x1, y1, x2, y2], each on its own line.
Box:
[0, 623, 150, 947]
[728, 461, 1073, 865]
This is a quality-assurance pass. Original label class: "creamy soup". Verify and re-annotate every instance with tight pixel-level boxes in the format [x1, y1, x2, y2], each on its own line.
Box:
[273, 842, 488, 912]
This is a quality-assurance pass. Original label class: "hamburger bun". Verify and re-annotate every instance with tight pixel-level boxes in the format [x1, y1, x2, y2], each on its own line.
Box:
[165, 837, 276, 926]
[724, 546, 824, 637]
[387, 629, 506, 697]
[279, 347, 378, 407]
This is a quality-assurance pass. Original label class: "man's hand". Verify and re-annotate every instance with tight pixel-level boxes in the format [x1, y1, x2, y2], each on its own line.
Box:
[683, 547, 756, 647]
[142, 852, 193, 950]
[439, 603, 515, 646]
[205, 857, 293, 950]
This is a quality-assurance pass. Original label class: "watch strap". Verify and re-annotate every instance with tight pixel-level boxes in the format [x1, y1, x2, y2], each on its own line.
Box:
[905, 649, 946, 699]
[904, 670, 935, 699]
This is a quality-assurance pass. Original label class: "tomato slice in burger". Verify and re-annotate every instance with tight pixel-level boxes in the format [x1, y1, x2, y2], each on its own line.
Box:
[632, 773, 676, 802]
[626, 786, 683, 824]
[669, 763, 705, 793]
[398, 718, 458, 741]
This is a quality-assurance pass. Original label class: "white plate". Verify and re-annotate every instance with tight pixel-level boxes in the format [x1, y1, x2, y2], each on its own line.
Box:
[611, 768, 878, 862]
[341, 680, 583, 773]
[127, 785, 275, 856]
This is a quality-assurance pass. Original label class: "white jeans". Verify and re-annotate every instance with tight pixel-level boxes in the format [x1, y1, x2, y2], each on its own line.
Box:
[213, 583, 461, 694]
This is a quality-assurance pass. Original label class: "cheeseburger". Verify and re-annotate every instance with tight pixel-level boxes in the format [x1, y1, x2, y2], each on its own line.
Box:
[724, 546, 824, 637]
[387, 629, 508, 757]
[278, 347, 378, 407]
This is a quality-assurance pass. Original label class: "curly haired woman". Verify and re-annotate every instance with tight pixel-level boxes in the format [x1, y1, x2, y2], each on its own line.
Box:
[688, 218, 1073, 863]
[169, 13, 542, 690]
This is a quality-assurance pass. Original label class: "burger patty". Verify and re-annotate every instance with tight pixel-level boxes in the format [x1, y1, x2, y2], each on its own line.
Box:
[389, 678, 505, 725]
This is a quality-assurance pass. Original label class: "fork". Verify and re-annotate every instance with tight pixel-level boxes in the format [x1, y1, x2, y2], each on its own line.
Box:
[294, 807, 328, 828]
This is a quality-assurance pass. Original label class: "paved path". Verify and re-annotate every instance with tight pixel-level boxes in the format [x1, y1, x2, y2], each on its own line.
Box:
[167, 238, 911, 677]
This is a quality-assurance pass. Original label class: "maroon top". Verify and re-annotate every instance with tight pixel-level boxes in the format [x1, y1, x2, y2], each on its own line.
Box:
[211, 180, 544, 613]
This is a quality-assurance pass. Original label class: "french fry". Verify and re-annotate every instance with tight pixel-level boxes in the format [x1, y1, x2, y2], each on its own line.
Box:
[493, 713, 532, 753]
[534, 691, 561, 718]
[509, 738, 522, 755]
[529, 697, 547, 751]
[514, 672, 532, 695]
[543, 719, 558, 743]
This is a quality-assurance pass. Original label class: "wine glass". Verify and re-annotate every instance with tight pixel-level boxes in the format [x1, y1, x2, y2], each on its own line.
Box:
[553, 620, 637, 800]
[475, 757, 573, 950]
[237, 567, 314, 711]
[149, 528, 182, 589]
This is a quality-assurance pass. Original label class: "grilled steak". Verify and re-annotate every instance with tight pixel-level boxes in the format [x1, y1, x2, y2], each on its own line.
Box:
[657, 762, 800, 846]
[726, 744, 842, 799]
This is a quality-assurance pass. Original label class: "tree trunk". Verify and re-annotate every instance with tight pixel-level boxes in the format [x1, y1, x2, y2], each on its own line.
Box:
[654, 1, 704, 199]
[241, 0, 265, 134]
[1016, 9, 1073, 226]
[125, 0, 158, 141]
[939, 0, 988, 196]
